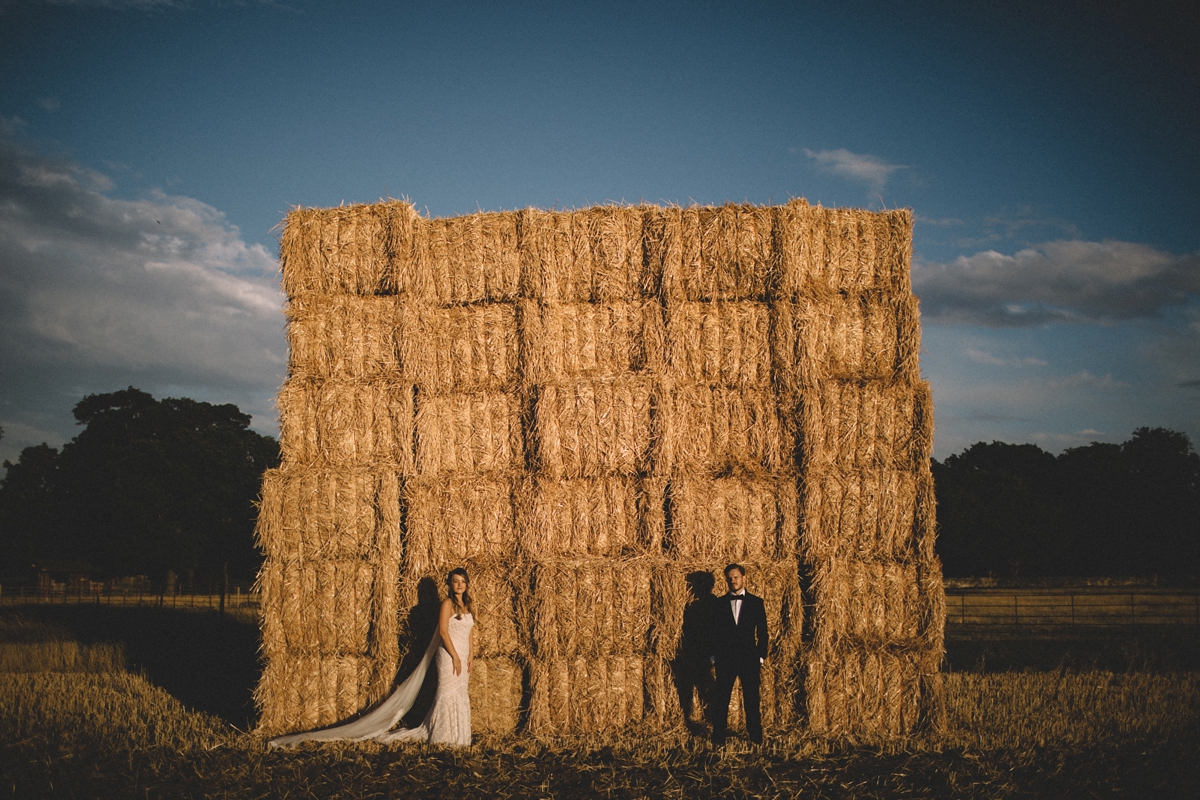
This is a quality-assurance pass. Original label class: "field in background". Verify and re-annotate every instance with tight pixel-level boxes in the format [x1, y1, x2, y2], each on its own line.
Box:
[2, 606, 1199, 799]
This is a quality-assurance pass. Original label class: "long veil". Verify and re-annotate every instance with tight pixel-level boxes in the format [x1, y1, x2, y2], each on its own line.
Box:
[267, 632, 441, 749]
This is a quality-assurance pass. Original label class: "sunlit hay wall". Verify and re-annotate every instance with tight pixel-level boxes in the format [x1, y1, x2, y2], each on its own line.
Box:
[773, 201, 944, 737]
[256, 197, 942, 740]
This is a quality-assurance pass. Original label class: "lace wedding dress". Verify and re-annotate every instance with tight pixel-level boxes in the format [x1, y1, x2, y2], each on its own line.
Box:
[268, 612, 474, 749]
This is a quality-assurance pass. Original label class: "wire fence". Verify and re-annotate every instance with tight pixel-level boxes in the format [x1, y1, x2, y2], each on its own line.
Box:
[0, 586, 261, 612]
[945, 588, 1200, 632]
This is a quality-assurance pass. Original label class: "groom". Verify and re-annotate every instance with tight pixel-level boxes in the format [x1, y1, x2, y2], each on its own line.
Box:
[708, 563, 768, 746]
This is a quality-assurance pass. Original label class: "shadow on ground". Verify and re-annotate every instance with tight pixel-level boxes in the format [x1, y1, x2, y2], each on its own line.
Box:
[2, 605, 261, 729]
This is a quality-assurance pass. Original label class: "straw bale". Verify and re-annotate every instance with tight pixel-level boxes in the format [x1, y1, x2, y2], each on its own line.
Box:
[271, 559, 376, 655]
[531, 378, 654, 478]
[256, 467, 402, 562]
[527, 655, 645, 734]
[775, 201, 913, 298]
[254, 654, 377, 735]
[469, 656, 524, 735]
[277, 380, 414, 470]
[399, 301, 518, 394]
[519, 476, 652, 557]
[642, 654, 681, 730]
[807, 558, 924, 650]
[665, 301, 771, 387]
[280, 203, 405, 297]
[665, 474, 798, 561]
[771, 293, 921, 390]
[716, 655, 801, 733]
[285, 294, 402, 379]
[519, 299, 665, 383]
[798, 380, 934, 472]
[397, 567, 520, 658]
[800, 467, 921, 562]
[650, 205, 774, 301]
[412, 211, 520, 304]
[529, 559, 651, 660]
[804, 645, 928, 737]
[649, 559, 802, 661]
[414, 391, 522, 476]
[518, 206, 648, 302]
[914, 463, 937, 563]
[403, 476, 515, 574]
[916, 554, 946, 657]
[657, 384, 787, 475]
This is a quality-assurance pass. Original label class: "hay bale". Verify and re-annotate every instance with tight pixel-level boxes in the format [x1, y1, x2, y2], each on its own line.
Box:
[414, 391, 522, 476]
[286, 295, 402, 379]
[800, 467, 921, 562]
[808, 558, 924, 651]
[280, 202, 422, 297]
[665, 474, 798, 562]
[775, 201, 912, 298]
[519, 476, 651, 557]
[772, 292, 921, 390]
[403, 476, 516, 574]
[528, 559, 652, 660]
[272, 559, 376, 655]
[469, 657, 524, 735]
[518, 206, 648, 302]
[657, 384, 787, 475]
[648, 205, 774, 301]
[531, 378, 654, 478]
[804, 645, 931, 737]
[798, 380, 934, 473]
[278, 380, 414, 469]
[665, 300, 771, 387]
[399, 301, 518, 394]
[255, 466, 401, 562]
[520, 299, 665, 384]
[254, 654, 376, 735]
[527, 655, 644, 735]
[413, 211, 520, 304]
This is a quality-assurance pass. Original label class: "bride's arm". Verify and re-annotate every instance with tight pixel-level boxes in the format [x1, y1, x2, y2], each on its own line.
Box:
[438, 599, 463, 675]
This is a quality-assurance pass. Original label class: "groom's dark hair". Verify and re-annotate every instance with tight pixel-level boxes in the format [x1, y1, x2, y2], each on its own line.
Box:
[724, 563, 745, 578]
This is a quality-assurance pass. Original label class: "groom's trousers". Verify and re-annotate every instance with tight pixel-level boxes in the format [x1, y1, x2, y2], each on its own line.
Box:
[711, 657, 762, 744]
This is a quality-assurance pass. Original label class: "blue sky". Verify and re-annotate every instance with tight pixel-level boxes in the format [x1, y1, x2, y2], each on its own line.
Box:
[1, 0, 1197, 466]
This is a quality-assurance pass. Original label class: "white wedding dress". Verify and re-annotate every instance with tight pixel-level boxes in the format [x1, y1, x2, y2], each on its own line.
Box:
[268, 612, 473, 749]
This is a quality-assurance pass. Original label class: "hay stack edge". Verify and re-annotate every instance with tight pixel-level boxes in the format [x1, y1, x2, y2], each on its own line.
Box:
[254, 199, 944, 740]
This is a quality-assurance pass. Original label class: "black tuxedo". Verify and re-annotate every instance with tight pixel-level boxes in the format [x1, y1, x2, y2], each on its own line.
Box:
[708, 590, 768, 744]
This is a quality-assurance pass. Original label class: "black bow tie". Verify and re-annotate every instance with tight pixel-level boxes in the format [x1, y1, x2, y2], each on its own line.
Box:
[730, 595, 744, 600]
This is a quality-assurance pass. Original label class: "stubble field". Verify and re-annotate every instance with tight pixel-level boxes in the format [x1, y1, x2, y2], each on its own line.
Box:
[1, 606, 1198, 799]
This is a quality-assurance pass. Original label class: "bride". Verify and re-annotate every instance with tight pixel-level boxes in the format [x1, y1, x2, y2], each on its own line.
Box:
[268, 567, 475, 749]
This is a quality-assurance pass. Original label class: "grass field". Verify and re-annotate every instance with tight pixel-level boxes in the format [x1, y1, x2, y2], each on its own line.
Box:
[2, 607, 1199, 799]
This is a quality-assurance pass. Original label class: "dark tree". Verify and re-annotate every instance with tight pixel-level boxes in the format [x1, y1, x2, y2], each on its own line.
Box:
[0, 388, 278, 585]
[0, 443, 61, 574]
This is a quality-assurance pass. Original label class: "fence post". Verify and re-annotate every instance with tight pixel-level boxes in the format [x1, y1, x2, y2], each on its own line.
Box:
[1013, 593, 1019, 625]
[1130, 594, 1136, 627]
[1070, 594, 1075, 628]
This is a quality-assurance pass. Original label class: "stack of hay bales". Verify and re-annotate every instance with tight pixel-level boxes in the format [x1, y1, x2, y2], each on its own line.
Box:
[643, 206, 805, 733]
[255, 198, 943, 739]
[517, 207, 660, 735]
[774, 204, 944, 736]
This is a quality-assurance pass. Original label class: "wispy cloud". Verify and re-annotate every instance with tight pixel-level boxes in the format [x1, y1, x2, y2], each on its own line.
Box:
[914, 239, 1200, 326]
[965, 348, 1047, 368]
[0, 135, 285, 460]
[36, 98, 60, 112]
[798, 147, 907, 192]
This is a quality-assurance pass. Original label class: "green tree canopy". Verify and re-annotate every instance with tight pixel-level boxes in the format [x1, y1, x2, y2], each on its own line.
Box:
[0, 388, 278, 584]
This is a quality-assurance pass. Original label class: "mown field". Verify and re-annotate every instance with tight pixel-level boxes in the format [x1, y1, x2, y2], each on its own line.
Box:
[1, 606, 1199, 799]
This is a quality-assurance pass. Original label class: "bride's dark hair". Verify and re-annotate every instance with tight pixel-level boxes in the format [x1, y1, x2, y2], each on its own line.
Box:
[446, 567, 473, 620]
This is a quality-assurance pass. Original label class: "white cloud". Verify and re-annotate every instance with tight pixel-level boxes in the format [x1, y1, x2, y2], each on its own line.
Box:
[1046, 370, 1129, 390]
[914, 239, 1200, 326]
[965, 348, 1047, 368]
[800, 147, 907, 192]
[0, 136, 286, 463]
[37, 98, 60, 112]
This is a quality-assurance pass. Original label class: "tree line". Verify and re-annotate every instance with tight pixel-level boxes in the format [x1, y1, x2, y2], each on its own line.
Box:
[0, 388, 278, 588]
[1, 389, 1197, 584]
[934, 427, 1200, 579]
